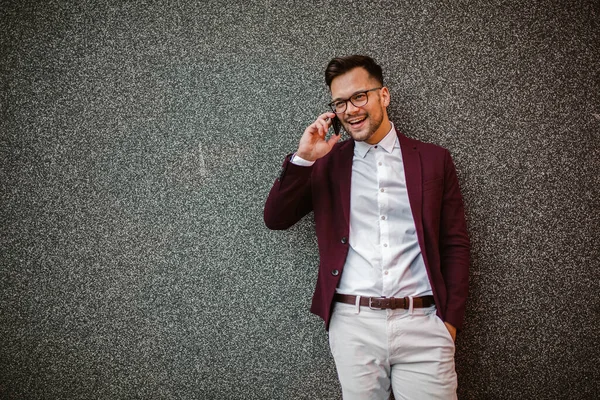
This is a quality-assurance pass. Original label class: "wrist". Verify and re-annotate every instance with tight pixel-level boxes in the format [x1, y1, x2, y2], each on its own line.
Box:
[295, 150, 314, 161]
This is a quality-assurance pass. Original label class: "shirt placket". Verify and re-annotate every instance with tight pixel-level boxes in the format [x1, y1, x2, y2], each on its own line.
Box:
[376, 148, 392, 296]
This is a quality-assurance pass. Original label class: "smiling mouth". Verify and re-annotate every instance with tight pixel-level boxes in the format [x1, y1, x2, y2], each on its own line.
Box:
[347, 116, 367, 126]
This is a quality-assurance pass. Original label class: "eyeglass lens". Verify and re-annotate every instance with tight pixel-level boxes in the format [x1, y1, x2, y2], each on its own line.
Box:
[330, 88, 381, 113]
[332, 93, 368, 113]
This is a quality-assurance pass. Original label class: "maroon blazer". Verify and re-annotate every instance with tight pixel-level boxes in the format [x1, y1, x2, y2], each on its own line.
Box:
[264, 128, 470, 331]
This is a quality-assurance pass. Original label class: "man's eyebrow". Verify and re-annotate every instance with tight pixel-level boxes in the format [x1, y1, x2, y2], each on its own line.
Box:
[331, 89, 369, 103]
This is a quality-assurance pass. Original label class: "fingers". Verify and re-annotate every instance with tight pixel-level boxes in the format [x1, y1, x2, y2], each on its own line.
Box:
[314, 119, 329, 138]
[305, 112, 336, 138]
[314, 112, 337, 137]
[322, 111, 337, 121]
[297, 112, 340, 161]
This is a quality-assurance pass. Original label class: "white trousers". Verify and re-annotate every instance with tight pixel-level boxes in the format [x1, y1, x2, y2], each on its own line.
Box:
[328, 301, 457, 400]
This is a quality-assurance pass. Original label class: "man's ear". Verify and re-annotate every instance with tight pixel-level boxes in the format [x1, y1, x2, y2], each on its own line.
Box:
[381, 86, 391, 107]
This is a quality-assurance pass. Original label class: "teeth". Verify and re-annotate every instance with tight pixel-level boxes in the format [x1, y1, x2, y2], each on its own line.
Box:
[348, 117, 365, 124]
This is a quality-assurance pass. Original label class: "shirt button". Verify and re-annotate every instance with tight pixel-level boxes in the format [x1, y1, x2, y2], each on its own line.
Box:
[374, 145, 378, 149]
[383, 243, 388, 247]
[381, 216, 386, 220]
[384, 271, 389, 275]
[380, 188, 385, 192]
[341, 237, 347, 244]
[378, 162, 382, 166]
[331, 269, 339, 276]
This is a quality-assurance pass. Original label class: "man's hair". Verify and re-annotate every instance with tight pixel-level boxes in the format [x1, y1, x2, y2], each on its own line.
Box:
[325, 55, 384, 88]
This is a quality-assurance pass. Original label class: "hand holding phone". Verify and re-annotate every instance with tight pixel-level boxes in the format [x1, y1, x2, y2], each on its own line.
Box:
[296, 112, 342, 161]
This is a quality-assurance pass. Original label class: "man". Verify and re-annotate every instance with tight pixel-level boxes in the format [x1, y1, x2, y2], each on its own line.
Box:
[264, 55, 469, 399]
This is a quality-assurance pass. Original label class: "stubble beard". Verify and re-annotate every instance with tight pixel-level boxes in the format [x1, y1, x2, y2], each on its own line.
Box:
[344, 112, 384, 143]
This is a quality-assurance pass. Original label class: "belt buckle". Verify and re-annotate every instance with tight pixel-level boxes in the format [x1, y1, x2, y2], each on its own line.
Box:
[369, 297, 384, 310]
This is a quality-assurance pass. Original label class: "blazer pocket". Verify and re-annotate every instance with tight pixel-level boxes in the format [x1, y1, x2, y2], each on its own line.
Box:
[423, 178, 443, 192]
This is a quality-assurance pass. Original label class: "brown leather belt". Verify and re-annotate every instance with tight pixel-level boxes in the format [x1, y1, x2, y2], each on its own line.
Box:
[334, 294, 435, 310]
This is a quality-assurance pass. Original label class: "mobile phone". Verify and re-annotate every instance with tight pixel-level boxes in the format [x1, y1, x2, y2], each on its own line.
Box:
[331, 115, 341, 135]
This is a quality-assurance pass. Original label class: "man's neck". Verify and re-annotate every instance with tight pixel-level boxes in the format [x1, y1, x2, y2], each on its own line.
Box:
[365, 119, 393, 145]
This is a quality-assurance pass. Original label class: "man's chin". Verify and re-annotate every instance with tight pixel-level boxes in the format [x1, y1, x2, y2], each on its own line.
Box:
[347, 127, 372, 142]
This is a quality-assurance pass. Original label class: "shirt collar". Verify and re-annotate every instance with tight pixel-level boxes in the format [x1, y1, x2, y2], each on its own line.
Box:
[354, 122, 397, 158]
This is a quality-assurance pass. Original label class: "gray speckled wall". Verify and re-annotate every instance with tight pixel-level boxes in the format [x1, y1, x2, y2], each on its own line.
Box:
[1, 0, 598, 399]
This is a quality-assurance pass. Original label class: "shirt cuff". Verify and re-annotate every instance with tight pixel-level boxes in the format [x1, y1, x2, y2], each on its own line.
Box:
[290, 153, 315, 167]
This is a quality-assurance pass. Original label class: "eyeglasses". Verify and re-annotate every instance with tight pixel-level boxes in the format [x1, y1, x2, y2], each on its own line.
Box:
[328, 87, 383, 114]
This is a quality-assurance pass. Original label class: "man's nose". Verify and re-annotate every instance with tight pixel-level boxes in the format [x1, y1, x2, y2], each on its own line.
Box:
[345, 100, 360, 114]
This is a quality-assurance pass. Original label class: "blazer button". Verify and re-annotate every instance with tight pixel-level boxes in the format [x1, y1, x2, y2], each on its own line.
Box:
[340, 237, 347, 244]
[331, 269, 339, 276]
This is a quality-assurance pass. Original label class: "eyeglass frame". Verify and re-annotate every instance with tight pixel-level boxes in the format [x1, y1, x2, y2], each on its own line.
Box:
[328, 87, 383, 114]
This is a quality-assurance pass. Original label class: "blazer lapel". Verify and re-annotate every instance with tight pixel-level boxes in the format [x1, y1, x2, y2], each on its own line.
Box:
[336, 139, 355, 228]
[398, 131, 424, 240]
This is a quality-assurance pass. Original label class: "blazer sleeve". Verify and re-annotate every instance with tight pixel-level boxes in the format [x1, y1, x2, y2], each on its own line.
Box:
[263, 154, 314, 230]
[439, 150, 470, 330]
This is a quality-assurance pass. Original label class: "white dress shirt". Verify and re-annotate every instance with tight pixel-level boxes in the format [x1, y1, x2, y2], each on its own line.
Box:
[292, 124, 432, 298]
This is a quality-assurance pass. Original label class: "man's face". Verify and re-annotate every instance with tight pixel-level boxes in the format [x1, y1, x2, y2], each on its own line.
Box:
[330, 67, 390, 144]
